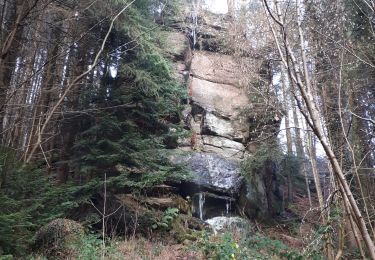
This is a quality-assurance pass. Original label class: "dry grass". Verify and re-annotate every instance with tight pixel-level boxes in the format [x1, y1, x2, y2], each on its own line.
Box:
[116, 237, 203, 259]
[258, 193, 321, 250]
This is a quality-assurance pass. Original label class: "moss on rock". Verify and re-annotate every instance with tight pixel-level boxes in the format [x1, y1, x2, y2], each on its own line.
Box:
[33, 219, 84, 259]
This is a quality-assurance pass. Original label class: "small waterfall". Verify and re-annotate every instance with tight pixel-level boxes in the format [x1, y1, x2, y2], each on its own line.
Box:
[225, 199, 230, 216]
[198, 192, 205, 220]
[190, 1, 198, 49]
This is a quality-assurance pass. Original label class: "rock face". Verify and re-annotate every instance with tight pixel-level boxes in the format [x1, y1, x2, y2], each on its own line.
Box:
[202, 136, 245, 159]
[179, 152, 242, 193]
[238, 159, 282, 219]
[189, 77, 249, 118]
[176, 42, 255, 197]
[165, 2, 282, 221]
[190, 51, 242, 86]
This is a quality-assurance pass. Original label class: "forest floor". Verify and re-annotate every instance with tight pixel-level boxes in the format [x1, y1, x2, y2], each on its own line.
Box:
[28, 192, 323, 259]
[111, 194, 321, 259]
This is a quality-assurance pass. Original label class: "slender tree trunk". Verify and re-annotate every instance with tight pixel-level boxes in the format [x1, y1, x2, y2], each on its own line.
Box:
[281, 68, 293, 154]
[263, 0, 375, 257]
[290, 87, 312, 207]
[307, 131, 324, 210]
[56, 43, 87, 184]
[281, 67, 294, 203]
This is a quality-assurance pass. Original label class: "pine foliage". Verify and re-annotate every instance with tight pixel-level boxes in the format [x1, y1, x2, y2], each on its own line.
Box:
[0, 0, 188, 255]
[72, 0, 188, 191]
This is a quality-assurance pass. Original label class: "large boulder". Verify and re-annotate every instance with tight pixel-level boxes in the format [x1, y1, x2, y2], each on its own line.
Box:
[238, 174, 268, 219]
[205, 216, 251, 234]
[202, 113, 235, 137]
[166, 3, 283, 223]
[173, 152, 243, 194]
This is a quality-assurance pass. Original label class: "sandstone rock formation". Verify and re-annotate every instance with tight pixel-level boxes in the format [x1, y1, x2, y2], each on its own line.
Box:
[166, 3, 282, 221]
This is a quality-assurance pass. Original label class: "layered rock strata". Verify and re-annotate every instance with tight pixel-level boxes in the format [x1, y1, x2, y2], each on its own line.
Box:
[166, 5, 281, 221]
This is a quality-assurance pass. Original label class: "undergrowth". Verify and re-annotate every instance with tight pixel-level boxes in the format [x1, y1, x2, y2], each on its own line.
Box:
[194, 231, 325, 260]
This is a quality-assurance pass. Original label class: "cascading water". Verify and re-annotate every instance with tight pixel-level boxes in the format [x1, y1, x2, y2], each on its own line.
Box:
[198, 192, 205, 220]
[190, 1, 199, 49]
[179, 0, 254, 233]
[190, 191, 236, 220]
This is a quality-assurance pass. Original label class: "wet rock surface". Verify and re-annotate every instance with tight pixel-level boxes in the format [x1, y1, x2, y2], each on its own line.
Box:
[173, 152, 243, 194]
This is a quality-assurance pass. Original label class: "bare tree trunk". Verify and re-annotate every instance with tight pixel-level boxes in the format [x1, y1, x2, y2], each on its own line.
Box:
[56, 43, 87, 184]
[290, 86, 312, 207]
[281, 68, 294, 203]
[339, 61, 375, 243]
[343, 193, 365, 258]
[281, 69, 293, 154]
[263, 0, 375, 257]
[307, 130, 324, 210]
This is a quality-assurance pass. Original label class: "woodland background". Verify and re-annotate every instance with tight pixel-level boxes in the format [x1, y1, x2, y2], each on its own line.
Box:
[0, 0, 374, 259]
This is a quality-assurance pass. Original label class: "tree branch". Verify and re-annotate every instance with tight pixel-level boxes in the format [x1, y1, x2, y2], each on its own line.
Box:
[26, 0, 136, 162]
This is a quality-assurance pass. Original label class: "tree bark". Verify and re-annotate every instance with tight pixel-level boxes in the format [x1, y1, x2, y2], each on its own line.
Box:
[281, 67, 294, 203]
